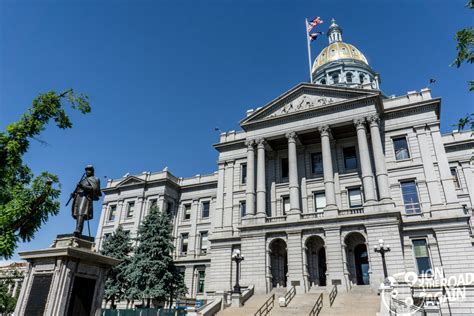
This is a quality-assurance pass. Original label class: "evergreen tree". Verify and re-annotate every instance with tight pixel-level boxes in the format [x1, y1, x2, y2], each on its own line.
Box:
[101, 225, 133, 309]
[126, 207, 187, 308]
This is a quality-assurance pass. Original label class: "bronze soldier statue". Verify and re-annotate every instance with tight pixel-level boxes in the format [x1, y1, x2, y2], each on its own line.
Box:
[69, 165, 102, 236]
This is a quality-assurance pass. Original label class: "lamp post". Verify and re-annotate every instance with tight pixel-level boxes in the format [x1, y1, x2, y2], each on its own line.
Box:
[374, 239, 390, 279]
[232, 249, 244, 294]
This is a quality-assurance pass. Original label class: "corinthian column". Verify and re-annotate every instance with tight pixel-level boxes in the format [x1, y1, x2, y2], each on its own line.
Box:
[245, 140, 256, 216]
[354, 118, 376, 204]
[286, 132, 300, 216]
[256, 138, 267, 217]
[318, 125, 337, 209]
[368, 114, 392, 202]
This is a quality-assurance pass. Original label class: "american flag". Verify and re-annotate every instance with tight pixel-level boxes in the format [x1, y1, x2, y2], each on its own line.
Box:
[307, 16, 323, 33]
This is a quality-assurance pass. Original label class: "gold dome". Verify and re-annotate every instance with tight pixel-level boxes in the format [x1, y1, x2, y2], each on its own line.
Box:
[312, 42, 368, 73]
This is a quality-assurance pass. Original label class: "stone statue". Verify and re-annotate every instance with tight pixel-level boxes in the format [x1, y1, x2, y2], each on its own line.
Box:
[69, 165, 101, 236]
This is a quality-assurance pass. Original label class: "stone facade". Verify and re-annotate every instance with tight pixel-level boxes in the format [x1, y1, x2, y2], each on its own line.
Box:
[95, 20, 474, 313]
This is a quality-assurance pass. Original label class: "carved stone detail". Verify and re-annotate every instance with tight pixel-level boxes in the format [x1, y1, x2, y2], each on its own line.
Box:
[245, 139, 255, 148]
[368, 113, 380, 126]
[317, 125, 331, 137]
[268, 94, 342, 118]
[285, 131, 297, 141]
[353, 117, 366, 129]
[256, 138, 266, 147]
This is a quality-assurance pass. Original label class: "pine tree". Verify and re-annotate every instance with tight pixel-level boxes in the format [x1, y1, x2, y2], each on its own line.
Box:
[126, 207, 187, 308]
[101, 225, 133, 309]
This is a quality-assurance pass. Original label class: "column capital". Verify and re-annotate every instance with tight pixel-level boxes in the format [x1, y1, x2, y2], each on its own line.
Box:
[317, 125, 331, 137]
[285, 131, 298, 141]
[353, 117, 366, 129]
[256, 138, 266, 148]
[368, 113, 380, 127]
[245, 139, 255, 149]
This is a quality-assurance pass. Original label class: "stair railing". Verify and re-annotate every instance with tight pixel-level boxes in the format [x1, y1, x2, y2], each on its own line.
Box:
[308, 293, 323, 316]
[254, 293, 275, 316]
[329, 284, 338, 307]
[284, 286, 296, 306]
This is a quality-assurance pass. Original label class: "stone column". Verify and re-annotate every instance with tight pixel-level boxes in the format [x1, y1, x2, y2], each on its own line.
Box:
[460, 160, 474, 205]
[354, 118, 376, 204]
[286, 132, 300, 219]
[214, 162, 226, 229]
[368, 114, 392, 202]
[245, 140, 256, 216]
[256, 138, 267, 218]
[318, 125, 337, 211]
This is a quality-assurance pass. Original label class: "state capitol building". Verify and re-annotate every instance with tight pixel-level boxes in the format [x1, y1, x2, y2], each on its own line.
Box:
[96, 19, 474, 314]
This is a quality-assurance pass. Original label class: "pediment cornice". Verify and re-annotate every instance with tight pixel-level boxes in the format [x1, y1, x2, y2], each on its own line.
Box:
[240, 83, 381, 130]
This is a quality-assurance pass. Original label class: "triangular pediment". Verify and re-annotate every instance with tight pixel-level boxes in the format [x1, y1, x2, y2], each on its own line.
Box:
[116, 176, 145, 187]
[240, 83, 379, 127]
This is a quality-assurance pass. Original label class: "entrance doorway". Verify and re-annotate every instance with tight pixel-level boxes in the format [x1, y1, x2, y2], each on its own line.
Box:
[305, 236, 327, 287]
[344, 232, 370, 286]
[269, 238, 287, 288]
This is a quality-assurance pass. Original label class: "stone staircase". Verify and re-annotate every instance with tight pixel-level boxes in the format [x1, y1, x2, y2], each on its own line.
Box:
[217, 288, 283, 316]
[217, 286, 380, 316]
[319, 286, 380, 316]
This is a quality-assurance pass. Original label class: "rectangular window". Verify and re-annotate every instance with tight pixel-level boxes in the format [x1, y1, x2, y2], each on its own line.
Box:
[401, 181, 421, 214]
[200, 232, 208, 255]
[104, 233, 111, 241]
[183, 204, 191, 220]
[240, 201, 247, 218]
[241, 163, 247, 184]
[450, 167, 460, 189]
[348, 187, 363, 208]
[198, 270, 205, 293]
[108, 205, 117, 221]
[393, 137, 410, 160]
[181, 233, 189, 255]
[282, 196, 290, 215]
[281, 158, 289, 179]
[165, 201, 173, 216]
[202, 201, 210, 218]
[311, 152, 323, 174]
[149, 199, 157, 211]
[314, 192, 326, 212]
[126, 201, 135, 218]
[413, 239, 432, 275]
[343, 146, 357, 170]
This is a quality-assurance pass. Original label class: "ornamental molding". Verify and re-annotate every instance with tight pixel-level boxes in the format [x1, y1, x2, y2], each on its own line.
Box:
[240, 83, 381, 129]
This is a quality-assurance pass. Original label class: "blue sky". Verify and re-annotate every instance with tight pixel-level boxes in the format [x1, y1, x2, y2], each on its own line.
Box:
[1, 0, 472, 261]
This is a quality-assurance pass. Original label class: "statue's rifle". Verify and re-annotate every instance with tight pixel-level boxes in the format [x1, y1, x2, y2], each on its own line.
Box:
[65, 172, 86, 206]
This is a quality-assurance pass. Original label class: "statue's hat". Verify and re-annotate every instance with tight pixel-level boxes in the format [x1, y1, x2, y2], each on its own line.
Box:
[85, 165, 94, 171]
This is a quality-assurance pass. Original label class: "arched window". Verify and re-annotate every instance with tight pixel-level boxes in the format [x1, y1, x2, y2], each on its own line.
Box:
[332, 73, 339, 84]
[346, 72, 353, 83]
[320, 79, 326, 85]
[359, 74, 365, 84]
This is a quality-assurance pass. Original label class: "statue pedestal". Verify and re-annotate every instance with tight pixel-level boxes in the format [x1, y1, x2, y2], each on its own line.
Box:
[14, 234, 119, 316]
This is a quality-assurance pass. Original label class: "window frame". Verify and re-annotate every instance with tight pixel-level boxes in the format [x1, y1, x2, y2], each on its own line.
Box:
[393, 136, 411, 161]
[282, 196, 290, 215]
[241, 163, 247, 185]
[450, 167, 461, 189]
[313, 191, 326, 212]
[108, 205, 117, 222]
[126, 201, 135, 218]
[149, 199, 157, 211]
[400, 180, 421, 214]
[201, 201, 210, 219]
[343, 146, 358, 170]
[346, 72, 353, 83]
[180, 233, 189, 256]
[411, 238, 433, 276]
[199, 231, 208, 255]
[348, 187, 363, 208]
[240, 200, 247, 218]
[311, 152, 323, 174]
[183, 203, 192, 221]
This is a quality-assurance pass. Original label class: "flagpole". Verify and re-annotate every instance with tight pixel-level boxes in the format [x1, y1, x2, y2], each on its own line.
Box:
[305, 18, 313, 84]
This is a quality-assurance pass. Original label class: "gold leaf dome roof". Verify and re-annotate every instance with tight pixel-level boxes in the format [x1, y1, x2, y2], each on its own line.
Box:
[312, 42, 368, 73]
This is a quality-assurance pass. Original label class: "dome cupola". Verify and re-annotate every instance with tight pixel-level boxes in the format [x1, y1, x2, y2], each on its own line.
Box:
[312, 19, 380, 89]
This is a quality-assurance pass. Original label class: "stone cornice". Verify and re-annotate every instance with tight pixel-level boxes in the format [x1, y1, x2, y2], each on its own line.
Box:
[383, 98, 441, 120]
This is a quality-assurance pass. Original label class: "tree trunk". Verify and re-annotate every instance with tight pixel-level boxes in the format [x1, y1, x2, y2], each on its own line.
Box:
[146, 298, 150, 308]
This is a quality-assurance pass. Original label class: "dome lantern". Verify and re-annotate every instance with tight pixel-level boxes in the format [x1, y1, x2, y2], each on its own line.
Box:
[327, 18, 343, 44]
